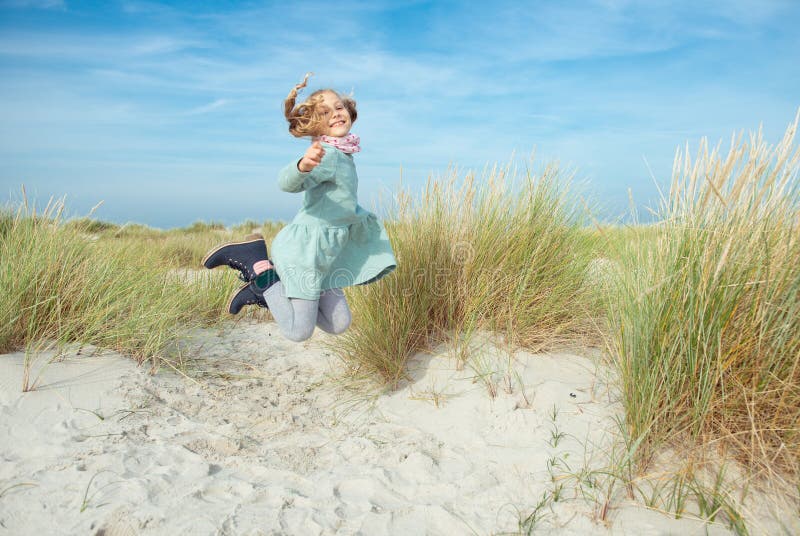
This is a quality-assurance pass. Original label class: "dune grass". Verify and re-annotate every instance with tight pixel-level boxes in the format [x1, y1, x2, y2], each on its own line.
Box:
[63, 217, 284, 271]
[0, 197, 271, 379]
[334, 161, 599, 386]
[605, 114, 800, 495]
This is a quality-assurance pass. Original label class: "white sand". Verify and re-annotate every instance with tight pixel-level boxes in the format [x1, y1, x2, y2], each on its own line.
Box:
[0, 322, 793, 535]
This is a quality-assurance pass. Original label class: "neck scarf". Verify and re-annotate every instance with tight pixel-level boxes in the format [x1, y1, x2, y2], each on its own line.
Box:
[314, 133, 361, 154]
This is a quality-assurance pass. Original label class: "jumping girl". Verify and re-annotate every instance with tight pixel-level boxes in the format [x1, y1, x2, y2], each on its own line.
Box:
[202, 73, 397, 342]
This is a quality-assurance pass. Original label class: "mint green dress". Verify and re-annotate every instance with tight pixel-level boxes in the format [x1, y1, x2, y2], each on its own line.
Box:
[270, 143, 397, 300]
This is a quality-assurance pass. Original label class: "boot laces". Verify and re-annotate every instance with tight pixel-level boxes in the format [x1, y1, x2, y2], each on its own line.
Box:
[226, 258, 252, 282]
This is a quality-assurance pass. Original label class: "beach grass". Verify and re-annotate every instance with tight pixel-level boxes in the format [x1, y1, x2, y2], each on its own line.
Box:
[334, 161, 599, 386]
[0, 197, 275, 377]
[605, 114, 800, 498]
[64, 216, 284, 270]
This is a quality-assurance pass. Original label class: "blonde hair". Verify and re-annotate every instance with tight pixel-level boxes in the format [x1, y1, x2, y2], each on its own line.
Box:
[284, 73, 358, 138]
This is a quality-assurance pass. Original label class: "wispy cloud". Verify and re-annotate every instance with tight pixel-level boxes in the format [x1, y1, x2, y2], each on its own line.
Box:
[0, 31, 201, 60]
[1, 0, 798, 226]
[185, 98, 229, 115]
[0, 0, 64, 9]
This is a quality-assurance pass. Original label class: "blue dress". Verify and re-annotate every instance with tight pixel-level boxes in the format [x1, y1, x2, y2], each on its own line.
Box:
[269, 143, 397, 300]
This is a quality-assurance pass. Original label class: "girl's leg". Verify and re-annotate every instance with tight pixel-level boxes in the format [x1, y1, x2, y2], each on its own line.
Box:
[316, 288, 352, 335]
[262, 282, 319, 342]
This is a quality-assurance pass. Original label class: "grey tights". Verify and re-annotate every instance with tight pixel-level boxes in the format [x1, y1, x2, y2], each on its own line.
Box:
[263, 282, 352, 342]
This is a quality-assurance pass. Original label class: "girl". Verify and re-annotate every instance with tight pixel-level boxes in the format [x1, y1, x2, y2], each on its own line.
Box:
[203, 73, 397, 342]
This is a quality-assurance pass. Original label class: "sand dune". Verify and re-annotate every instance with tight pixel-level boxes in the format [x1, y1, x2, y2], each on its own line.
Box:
[0, 322, 787, 535]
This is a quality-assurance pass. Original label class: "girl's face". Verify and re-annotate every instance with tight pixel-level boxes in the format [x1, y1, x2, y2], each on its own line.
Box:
[318, 91, 351, 137]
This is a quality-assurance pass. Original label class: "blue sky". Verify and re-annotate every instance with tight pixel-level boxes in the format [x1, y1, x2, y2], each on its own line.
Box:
[1, 0, 798, 228]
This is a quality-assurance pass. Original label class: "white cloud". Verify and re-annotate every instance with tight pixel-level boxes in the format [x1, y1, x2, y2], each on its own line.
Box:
[1, 0, 64, 9]
[185, 98, 229, 115]
[0, 31, 199, 60]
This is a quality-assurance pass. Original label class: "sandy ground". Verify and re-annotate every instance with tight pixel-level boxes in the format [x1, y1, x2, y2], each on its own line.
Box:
[0, 321, 794, 535]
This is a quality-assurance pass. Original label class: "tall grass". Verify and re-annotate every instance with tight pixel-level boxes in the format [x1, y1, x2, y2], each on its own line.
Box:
[0, 197, 244, 371]
[336, 161, 598, 385]
[607, 114, 800, 480]
[69, 218, 284, 271]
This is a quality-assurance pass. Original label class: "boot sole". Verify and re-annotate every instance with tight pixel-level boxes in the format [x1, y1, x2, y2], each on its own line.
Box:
[201, 238, 267, 270]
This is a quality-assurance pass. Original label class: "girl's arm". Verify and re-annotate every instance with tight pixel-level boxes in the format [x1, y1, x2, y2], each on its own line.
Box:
[278, 142, 337, 193]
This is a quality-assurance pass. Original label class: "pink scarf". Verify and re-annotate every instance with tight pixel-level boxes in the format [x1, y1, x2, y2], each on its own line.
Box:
[314, 133, 361, 154]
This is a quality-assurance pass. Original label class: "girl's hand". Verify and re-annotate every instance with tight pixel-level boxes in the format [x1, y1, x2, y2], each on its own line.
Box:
[253, 260, 273, 273]
[298, 141, 325, 172]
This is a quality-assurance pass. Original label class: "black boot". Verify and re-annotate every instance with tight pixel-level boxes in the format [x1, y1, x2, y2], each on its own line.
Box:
[227, 269, 280, 315]
[202, 235, 268, 282]
[227, 283, 268, 314]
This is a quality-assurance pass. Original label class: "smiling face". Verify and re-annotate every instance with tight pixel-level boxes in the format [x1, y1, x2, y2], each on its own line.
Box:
[318, 90, 352, 137]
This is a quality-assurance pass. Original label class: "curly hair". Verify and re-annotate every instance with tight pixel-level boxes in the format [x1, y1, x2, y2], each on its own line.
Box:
[284, 73, 358, 138]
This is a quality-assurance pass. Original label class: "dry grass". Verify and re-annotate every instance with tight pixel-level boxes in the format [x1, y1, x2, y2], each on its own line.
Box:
[0, 196, 275, 379]
[606, 113, 800, 493]
[334, 160, 598, 386]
